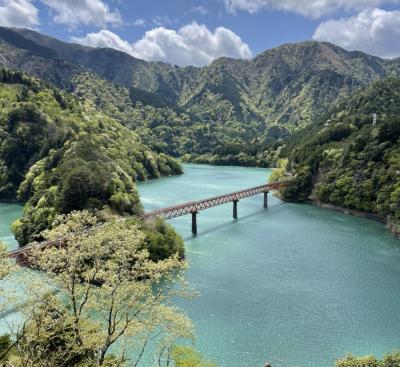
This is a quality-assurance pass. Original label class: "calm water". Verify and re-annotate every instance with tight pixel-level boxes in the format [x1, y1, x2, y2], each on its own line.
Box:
[1, 164, 400, 367]
[0, 203, 22, 251]
[137, 164, 400, 367]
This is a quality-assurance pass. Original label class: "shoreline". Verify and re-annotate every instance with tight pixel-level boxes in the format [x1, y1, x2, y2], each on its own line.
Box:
[0, 198, 21, 204]
[309, 200, 400, 238]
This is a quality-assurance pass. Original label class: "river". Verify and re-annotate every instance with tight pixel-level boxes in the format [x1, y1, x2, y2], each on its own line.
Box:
[2, 164, 400, 367]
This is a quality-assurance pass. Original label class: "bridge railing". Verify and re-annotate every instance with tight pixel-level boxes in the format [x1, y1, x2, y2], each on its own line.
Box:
[8, 180, 290, 264]
[141, 181, 288, 221]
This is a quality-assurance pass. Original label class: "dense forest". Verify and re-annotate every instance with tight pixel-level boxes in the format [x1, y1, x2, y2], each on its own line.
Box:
[1, 25, 400, 240]
[0, 69, 182, 247]
[274, 78, 400, 230]
[2, 27, 400, 166]
[70, 72, 277, 167]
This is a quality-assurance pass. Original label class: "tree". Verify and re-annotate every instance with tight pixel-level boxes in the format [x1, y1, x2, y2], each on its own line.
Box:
[2, 212, 196, 366]
[0, 242, 15, 281]
[0, 242, 17, 362]
[335, 351, 400, 367]
[171, 346, 216, 367]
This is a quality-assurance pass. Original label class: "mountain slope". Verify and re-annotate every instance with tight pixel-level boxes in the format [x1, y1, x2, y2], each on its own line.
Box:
[0, 69, 182, 245]
[276, 78, 400, 232]
[2, 27, 400, 165]
[12, 28, 400, 129]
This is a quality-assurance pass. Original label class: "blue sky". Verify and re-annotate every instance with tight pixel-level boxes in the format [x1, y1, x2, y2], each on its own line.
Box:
[38, 0, 319, 55]
[2, 0, 400, 66]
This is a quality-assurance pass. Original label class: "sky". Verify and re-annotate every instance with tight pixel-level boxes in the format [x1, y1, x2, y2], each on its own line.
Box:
[1, 0, 400, 66]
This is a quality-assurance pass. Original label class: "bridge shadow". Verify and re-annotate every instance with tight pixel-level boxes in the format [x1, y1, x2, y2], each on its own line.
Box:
[180, 201, 288, 241]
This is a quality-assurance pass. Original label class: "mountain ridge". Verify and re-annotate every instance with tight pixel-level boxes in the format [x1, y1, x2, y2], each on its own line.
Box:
[2, 26, 400, 165]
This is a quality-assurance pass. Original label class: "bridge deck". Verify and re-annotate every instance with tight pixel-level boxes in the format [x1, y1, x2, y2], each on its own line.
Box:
[141, 181, 285, 221]
[8, 180, 288, 263]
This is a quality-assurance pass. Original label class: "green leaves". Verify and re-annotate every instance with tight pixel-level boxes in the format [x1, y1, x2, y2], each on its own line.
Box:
[0, 70, 182, 245]
[336, 351, 400, 367]
[3, 211, 195, 366]
[172, 346, 217, 367]
[281, 78, 400, 222]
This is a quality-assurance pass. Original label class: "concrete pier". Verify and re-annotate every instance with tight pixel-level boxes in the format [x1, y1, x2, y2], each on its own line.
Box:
[233, 200, 238, 219]
[192, 211, 198, 234]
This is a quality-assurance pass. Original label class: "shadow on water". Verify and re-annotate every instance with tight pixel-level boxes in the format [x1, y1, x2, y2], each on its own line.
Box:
[180, 203, 287, 241]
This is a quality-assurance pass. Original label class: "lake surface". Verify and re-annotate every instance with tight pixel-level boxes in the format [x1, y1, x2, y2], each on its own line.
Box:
[1, 164, 400, 367]
[137, 164, 400, 367]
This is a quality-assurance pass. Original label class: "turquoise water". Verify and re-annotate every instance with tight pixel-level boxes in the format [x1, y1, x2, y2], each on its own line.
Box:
[137, 164, 400, 367]
[0, 202, 22, 251]
[1, 164, 400, 367]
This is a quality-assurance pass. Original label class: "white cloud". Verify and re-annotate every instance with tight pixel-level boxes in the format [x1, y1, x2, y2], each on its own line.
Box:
[190, 6, 208, 15]
[72, 29, 133, 54]
[224, 0, 399, 18]
[133, 18, 145, 27]
[313, 8, 400, 58]
[73, 22, 252, 66]
[0, 0, 39, 28]
[41, 0, 121, 28]
[152, 15, 173, 27]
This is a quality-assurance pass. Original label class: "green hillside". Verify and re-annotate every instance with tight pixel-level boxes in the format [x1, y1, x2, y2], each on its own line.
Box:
[276, 78, 400, 227]
[2, 27, 400, 166]
[0, 69, 181, 245]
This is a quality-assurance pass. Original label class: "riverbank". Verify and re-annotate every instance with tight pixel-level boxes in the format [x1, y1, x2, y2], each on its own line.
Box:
[0, 198, 20, 203]
[310, 200, 400, 238]
[180, 153, 272, 168]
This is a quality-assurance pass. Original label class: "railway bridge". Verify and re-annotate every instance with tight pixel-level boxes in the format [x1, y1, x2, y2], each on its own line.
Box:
[8, 180, 289, 265]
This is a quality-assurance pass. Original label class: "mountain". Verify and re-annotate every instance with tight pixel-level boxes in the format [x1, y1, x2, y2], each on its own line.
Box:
[1, 26, 400, 166]
[275, 78, 400, 234]
[0, 28, 399, 236]
[0, 69, 182, 245]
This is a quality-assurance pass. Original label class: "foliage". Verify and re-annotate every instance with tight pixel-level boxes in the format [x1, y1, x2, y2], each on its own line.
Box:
[0, 334, 12, 361]
[142, 218, 185, 261]
[279, 78, 400, 218]
[0, 69, 182, 245]
[4, 29, 400, 167]
[269, 158, 288, 183]
[172, 346, 217, 367]
[70, 72, 276, 167]
[1, 211, 195, 367]
[0, 243, 15, 362]
[336, 351, 400, 367]
[0, 242, 15, 280]
[336, 354, 379, 367]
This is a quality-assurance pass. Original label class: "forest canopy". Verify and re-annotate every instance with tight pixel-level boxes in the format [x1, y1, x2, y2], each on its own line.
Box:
[0, 70, 182, 245]
[275, 78, 400, 222]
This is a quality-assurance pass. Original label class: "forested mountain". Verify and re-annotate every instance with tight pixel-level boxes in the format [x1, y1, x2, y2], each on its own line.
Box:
[0, 69, 181, 245]
[276, 78, 400, 232]
[1, 27, 400, 165]
[1, 26, 400, 231]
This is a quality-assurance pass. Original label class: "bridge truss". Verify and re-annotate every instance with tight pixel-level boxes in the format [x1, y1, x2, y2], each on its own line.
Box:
[141, 181, 287, 221]
[8, 180, 289, 265]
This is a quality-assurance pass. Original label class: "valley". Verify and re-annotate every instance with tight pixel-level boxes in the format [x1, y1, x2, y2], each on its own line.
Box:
[0, 22, 399, 367]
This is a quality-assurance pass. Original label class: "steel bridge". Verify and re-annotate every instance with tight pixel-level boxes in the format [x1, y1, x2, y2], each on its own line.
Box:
[140, 181, 287, 234]
[8, 180, 288, 265]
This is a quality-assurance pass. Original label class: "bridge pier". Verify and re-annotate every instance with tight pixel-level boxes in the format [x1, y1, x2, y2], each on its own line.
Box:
[192, 211, 198, 235]
[264, 191, 268, 208]
[233, 200, 238, 219]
